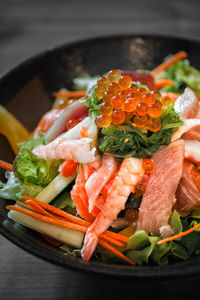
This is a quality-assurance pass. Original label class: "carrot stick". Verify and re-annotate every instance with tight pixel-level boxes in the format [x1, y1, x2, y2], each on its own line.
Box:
[6, 205, 88, 233]
[151, 51, 187, 77]
[25, 200, 58, 219]
[22, 195, 129, 243]
[7, 204, 124, 247]
[22, 195, 91, 226]
[0, 160, 13, 171]
[155, 79, 175, 89]
[158, 223, 200, 245]
[98, 238, 135, 265]
[16, 200, 32, 210]
[52, 91, 87, 99]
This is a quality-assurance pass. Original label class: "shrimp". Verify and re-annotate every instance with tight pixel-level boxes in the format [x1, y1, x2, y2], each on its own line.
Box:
[71, 156, 103, 221]
[32, 137, 96, 163]
[81, 157, 144, 261]
[171, 119, 200, 142]
[71, 167, 95, 222]
[85, 155, 118, 213]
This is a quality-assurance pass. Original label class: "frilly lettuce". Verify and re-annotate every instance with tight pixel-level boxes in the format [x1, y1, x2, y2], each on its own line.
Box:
[157, 59, 200, 93]
[13, 148, 61, 187]
[0, 171, 22, 200]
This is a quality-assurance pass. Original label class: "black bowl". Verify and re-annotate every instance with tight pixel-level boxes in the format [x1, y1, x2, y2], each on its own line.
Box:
[1, 34, 200, 278]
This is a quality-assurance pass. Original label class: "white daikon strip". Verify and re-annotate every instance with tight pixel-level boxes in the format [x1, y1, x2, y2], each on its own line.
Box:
[8, 210, 84, 248]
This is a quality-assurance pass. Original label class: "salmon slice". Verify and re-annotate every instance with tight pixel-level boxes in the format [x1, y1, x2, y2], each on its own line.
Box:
[138, 140, 184, 236]
[182, 125, 200, 141]
[175, 160, 200, 216]
[171, 119, 200, 142]
[174, 88, 199, 119]
[85, 155, 118, 213]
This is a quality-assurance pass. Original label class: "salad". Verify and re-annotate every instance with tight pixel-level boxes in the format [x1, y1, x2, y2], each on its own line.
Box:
[1, 51, 200, 266]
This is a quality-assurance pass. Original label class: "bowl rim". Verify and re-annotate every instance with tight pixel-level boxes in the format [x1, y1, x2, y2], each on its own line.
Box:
[1, 33, 200, 278]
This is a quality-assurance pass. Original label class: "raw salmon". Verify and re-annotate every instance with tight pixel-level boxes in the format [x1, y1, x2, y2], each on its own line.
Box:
[175, 160, 200, 216]
[138, 140, 184, 236]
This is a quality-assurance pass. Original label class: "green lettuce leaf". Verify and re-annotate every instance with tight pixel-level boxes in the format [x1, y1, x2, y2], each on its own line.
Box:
[158, 59, 200, 93]
[13, 148, 61, 187]
[0, 171, 22, 200]
[126, 231, 159, 265]
[18, 135, 48, 151]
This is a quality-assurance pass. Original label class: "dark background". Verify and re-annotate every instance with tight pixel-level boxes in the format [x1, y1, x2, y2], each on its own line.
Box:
[0, 0, 200, 299]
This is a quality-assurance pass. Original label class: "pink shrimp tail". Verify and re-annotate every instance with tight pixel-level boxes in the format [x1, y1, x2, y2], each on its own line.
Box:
[81, 231, 98, 262]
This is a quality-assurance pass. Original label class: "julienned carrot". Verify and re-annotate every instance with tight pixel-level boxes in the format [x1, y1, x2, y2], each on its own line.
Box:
[52, 91, 87, 99]
[151, 51, 187, 77]
[22, 195, 91, 227]
[0, 160, 13, 171]
[25, 200, 58, 219]
[98, 238, 135, 265]
[6, 205, 88, 232]
[158, 223, 200, 245]
[7, 204, 123, 247]
[16, 200, 32, 210]
[22, 195, 129, 243]
[155, 79, 175, 89]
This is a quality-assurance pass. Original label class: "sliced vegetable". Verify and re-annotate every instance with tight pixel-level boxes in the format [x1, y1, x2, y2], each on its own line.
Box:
[0, 105, 29, 154]
[0, 171, 22, 200]
[52, 91, 87, 99]
[0, 160, 13, 171]
[8, 209, 84, 248]
[13, 148, 61, 187]
[35, 173, 76, 203]
[151, 51, 187, 77]
[155, 79, 175, 89]
[98, 238, 135, 265]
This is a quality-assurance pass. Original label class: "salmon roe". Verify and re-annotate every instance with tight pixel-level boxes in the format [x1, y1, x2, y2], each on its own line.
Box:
[146, 117, 161, 132]
[93, 69, 173, 131]
[125, 209, 139, 223]
[112, 110, 125, 125]
[134, 183, 146, 197]
[142, 159, 155, 173]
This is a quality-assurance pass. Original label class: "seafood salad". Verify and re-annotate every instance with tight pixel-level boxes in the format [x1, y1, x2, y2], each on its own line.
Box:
[1, 51, 200, 266]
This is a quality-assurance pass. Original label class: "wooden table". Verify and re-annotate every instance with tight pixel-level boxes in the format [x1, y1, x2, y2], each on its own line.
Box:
[0, 0, 200, 299]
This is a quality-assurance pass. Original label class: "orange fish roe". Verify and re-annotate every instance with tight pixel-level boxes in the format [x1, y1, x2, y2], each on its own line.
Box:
[93, 69, 173, 132]
[95, 114, 111, 128]
[142, 159, 155, 173]
[119, 75, 132, 90]
[107, 69, 121, 82]
[146, 117, 161, 132]
[103, 91, 114, 103]
[162, 96, 173, 107]
[112, 110, 125, 125]
[134, 183, 146, 197]
[111, 95, 124, 110]
[99, 102, 113, 115]
[133, 115, 148, 128]
[125, 209, 139, 223]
